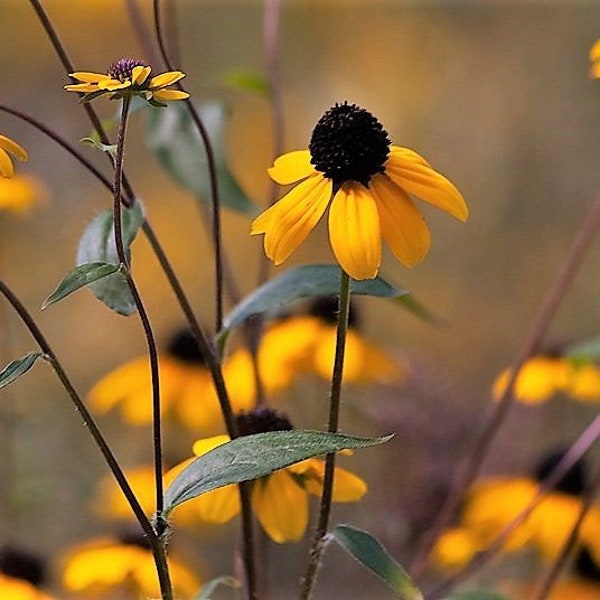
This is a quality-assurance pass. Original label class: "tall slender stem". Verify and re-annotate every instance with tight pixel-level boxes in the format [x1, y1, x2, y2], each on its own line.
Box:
[411, 193, 600, 578]
[301, 270, 351, 600]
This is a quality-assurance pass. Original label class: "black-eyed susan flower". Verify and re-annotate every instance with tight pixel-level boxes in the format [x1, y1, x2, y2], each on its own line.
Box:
[493, 350, 600, 404]
[433, 451, 600, 570]
[61, 529, 200, 599]
[0, 174, 46, 215]
[166, 408, 367, 543]
[0, 547, 53, 600]
[0, 134, 27, 178]
[64, 57, 190, 106]
[251, 101, 467, 280]
[88, 328, 255, 430]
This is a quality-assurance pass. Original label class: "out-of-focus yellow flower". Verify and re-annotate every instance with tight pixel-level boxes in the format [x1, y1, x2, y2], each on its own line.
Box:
[165, 408, 367, 543]
[433, 453, 600, 570]
[88, 329, 255, 430]
[251, 101, 467, 280]
[493, 354, 600, 404]
[61, 531, 200, 599]
[0, 134, 27, 178]
[65, 57, 190, 105]
[0, 174, 46, 215]
[0, 573, 53, 600]
[590, 39, 600, 79]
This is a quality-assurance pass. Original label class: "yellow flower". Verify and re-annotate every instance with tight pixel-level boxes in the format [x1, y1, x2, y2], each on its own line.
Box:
[493, 353, 600, 404]
[0, 574, 53, 600]
[0, 174, 46, 215]
[166, 408, 367, 543]
[65, 57, 190, 105]
[251, 101, 467, 280]
[590, 39, 600, 79]
[88, 329, 254, 430]
[61, 531, 200, 599]
[433, 452, 600, 569]
[0, 134, 27, 178]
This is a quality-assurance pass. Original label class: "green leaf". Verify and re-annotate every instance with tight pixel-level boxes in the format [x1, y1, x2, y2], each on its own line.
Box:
[219, 264, 428, 341]
[330, 525, 423, 600]
[222, 70, 269, 96]
[146, 101, 258, 216]
[566, 337, 600, 362]
[194, 576, 238, 600]
[0, 352, 44, 390]
[80, 137, 117, 159]
[42, 262, 121, 309]
[75, 201, 144, 316]
[164, 430, 391, 515]
[444, 592, 508, 600]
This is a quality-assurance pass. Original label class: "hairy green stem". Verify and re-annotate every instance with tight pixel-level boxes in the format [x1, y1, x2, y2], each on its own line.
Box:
[301, 270, 351, 600]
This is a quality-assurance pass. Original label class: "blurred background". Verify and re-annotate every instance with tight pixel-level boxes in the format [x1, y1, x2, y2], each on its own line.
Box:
[2, 0, 600, 597]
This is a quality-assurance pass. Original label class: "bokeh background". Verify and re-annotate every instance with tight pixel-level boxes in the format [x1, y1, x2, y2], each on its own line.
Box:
[2, 0, 600, 597]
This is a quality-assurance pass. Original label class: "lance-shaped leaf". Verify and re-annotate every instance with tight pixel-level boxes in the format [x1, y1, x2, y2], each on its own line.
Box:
[146, 101, 257, 216]
[164, 430, 391, 515]
[330, 525, 423, 600]
[76, 201, 144, 316]
[444, 592, 508, 600]
[219, 264, 430, 343]
[42, 262, 121, 309]
[0, 352, 44, 391]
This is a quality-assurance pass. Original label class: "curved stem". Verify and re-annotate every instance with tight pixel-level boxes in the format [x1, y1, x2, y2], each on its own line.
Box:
[301, 270, 351, 600]
[153, 0, 225, 332]
[411, 193, 600, 578]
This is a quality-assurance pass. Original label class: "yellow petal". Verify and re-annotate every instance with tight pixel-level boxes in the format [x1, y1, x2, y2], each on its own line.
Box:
[192, 434, 230, 456]
[328, 182, 381, 280]
[295, 458, 367, 501]
[132, 65, 151, 85]
[0, 149, 14, 178]
[567, 362, 600, 401]
[150, 71, 186, 88]
[432, 528, 480, 570]
[385, 147, 468, 221]
[64, 83, 100, 93]
[98, 79, 131, 91]
[267, 150, 316, 185]
[371, 174, 431, 267]
[151, 89, 190, 102]
[0, 134, 27, 162]
[190, 484, 240, 524]
[68, 71, 111, 83]
[252, 471, 308, 543]
[590, 39, 600, 62]
[254, 174, 331, 265]
[0, 174, 45, 213]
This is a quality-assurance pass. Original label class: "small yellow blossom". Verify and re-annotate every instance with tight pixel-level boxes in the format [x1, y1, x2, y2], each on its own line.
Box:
[251, 101, 467, 280]
[65, 57, 190, 105]
[493, 354, 600, 404]
[0, 134, 27, 178]
[166, 408, 367, 543]
[61, 532, 200, 599]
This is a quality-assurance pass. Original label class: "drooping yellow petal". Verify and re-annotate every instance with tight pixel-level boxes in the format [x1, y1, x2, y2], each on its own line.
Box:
[590, 39, 600, 63]
[98, 78, 131, 91]
[192, 434, 230, 456]
[371, 174, 430, 267]
[252, 470, 308, 543]
[0, 573, 53, 600]
[432, 528, 480, 570]
[189, 485, 240, 524]
[293, 458, 367, 501]
[132, 65, 151, 86]
[151, 89, 190, 102]
[267, 150, 316, 185]
[149, 71, 185, 88]
[0, 149, 14, 178]
[68, 71, 111, 83]
[565, 362, 600, 402]
[385, 147, 468, 221]
[64, 82, 101, 93]
[0, 134, 27, 162]
[254, 174, 331, 265]
[328, 182, 381, 280]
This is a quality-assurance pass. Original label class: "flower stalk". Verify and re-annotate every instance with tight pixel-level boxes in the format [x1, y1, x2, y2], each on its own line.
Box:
[301, 270, 351, 600]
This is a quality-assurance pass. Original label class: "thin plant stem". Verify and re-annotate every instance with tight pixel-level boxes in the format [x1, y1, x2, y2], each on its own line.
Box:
[411, 193, 600, 578]
[0, 279, 173, 597]
[301, 270, 351, 600]
[426, 412, 600, 599]
[153, 0, 225, 333]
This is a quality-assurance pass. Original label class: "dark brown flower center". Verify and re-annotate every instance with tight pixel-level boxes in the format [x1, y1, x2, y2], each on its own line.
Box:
[308, 296, 359, 329]
[107, 57, 146, 82]
[167, 329, 206, 366]
[309, 101, 391, 188]
[0, 547, 45, 586]
[235, 407, 293, 436]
